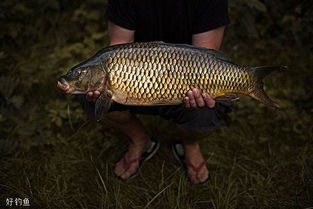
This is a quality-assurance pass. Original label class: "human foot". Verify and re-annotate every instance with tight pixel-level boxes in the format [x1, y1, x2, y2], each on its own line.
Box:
[114, 138, 159, 180]
[184, 143, 209, 184]
[172, 142, 209, 184]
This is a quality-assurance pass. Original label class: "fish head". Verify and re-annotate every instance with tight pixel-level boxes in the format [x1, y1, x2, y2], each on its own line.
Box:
[57, 64, 105, 94]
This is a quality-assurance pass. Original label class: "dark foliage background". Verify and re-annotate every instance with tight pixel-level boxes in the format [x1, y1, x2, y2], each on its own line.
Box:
[0, 0, 312, 208]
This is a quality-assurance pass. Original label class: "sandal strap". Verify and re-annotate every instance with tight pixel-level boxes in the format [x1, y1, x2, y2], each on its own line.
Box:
[122, 156, 142, 171]
[184, 160, 207, 183]
[184, 160, 206, 172]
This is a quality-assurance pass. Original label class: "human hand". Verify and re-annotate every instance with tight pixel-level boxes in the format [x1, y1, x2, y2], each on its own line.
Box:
[86, 90, 101, 102]
[184, 88, 215, 108]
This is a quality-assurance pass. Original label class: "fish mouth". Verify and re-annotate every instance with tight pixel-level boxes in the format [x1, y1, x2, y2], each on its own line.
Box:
[57, 78, 86, 94]
[57, 78, 72, 93]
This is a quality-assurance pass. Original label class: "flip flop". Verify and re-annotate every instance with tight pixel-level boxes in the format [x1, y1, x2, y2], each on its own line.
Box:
[116, 138, 160, 180]
[171, 142, 210, 185]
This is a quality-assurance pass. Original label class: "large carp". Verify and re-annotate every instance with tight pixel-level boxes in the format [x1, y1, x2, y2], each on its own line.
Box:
[57, 42, 285, 120]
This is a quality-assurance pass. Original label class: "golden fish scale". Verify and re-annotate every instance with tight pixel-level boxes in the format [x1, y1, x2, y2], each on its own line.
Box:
[106, 43, 254, 105]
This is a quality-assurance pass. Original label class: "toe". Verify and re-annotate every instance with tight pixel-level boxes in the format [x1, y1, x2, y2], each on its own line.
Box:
[196, 166, 209, 184]
[187, 169, 199, 184]
[120, 173, 128, 180]
[114, 159, 125, 177]
[186, 163, 209, 184]
[120, 162, 139, 179]
[197, 171, 209, 183]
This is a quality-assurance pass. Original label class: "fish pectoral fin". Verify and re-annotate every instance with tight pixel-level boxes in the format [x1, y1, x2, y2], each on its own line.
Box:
[95, 92, 112, 122]
[215, 94, 239, 101]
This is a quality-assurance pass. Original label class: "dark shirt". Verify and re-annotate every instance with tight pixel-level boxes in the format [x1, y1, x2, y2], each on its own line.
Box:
[77, 0, 231, 126]
[106, 0, 229, 44]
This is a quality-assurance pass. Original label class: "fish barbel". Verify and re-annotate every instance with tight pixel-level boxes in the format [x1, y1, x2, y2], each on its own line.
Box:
[57, 42, 286, 120]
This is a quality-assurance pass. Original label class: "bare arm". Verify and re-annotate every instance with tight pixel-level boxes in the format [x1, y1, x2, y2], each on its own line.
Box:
[86, 22, 135, 101]
[88, 23, 226, 107]
[108, 21, 135, 45]
[184, 26, 226, 108]
[192, 26, 225, 50]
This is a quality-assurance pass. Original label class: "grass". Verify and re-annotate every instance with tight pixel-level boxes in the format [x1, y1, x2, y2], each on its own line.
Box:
[1, 109, 312, 209]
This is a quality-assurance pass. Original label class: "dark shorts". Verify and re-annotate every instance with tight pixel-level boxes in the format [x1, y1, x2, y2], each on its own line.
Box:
[76, 95, 231, 131]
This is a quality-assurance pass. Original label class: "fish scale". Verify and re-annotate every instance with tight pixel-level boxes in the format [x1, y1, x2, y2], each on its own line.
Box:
[112, 48, 231, 103]
[58, 42, 285, 110]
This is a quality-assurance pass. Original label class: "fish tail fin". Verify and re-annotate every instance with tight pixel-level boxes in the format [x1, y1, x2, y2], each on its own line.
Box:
[248, 66, 287, 108]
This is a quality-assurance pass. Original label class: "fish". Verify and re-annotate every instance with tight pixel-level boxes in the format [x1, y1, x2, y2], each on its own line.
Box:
[57, 41, 286, 120]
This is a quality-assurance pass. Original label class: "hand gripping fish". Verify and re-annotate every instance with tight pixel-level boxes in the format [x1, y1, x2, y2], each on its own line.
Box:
[57, 42, 286, 121]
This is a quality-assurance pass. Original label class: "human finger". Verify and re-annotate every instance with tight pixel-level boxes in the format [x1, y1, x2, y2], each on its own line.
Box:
[192, 88, 205, 107]
[92, 91, 101, 102]
[202, 93, 215, 108]
[184, 97, 191, 108]
[187, 90, 197, 108]
[86, 92, 94, 101]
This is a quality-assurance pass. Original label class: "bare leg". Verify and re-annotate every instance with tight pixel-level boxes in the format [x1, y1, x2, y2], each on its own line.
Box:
[107, 111, 151, 179]
[182, 132, 209, 184]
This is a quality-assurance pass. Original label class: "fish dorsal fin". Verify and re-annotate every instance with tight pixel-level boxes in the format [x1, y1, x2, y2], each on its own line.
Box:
[149, 41, 166, 44]
[175, 44, 231, 63]
[205, 48, 230, 63]
[148, 41, 231, 63]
